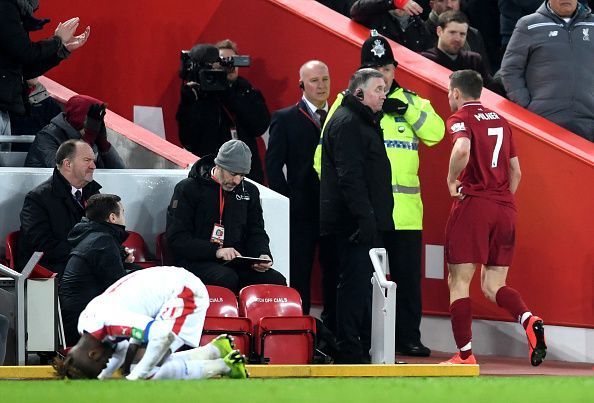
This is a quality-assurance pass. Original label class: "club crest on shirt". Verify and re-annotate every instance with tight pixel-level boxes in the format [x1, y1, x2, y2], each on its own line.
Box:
[371, 40, 386, 58]
[583, 28, 590, 41]
[450, 122, 466, 133]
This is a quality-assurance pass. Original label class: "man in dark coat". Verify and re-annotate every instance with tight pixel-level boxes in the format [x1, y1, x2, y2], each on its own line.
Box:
[421, 10, 505, 95]
[25, 94, 124, 168]
[320, 69, 394, 363]
[423, 0, 490, 71]
[0, 0, 89, 141]
[18, 139, 101, 274]
[266, 60, 338, 318]
[59, 194, 132, 346]
[351, 0, 431, 52]
[176, 41, 269, 184]
[166, 139, 286, 294]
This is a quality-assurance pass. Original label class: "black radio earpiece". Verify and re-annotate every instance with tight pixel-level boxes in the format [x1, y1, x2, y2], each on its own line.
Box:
[299, 81, 304, 90]
[355, 89, 364, 100]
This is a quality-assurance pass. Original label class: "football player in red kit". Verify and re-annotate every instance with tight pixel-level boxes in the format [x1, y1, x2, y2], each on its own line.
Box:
[441, 69, 546, 366]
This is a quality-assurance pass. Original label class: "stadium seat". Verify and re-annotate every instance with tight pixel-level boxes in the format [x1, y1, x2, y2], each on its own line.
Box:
[123, 231, 159, 269]
[155, 232, 174, 266]
[5, 230, 19, 269]
[200, 285, 252, 356]
[239, 284, 316, 364]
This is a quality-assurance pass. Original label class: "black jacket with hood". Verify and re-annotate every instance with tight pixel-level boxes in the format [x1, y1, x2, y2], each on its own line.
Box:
[165, 155, 271, 269]
[59, 218, 128, 313]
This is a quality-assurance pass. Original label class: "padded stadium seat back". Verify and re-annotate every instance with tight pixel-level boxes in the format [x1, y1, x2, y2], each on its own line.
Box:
[155, 232, 174, 266]
[238, 284, 303, 323]
[239, 285, 315, 364]
[258, 316, 316, 364]
[206, 285, 239, 317]
[5, 230, 19, 269]
[200, 316, 252, 356]
[124, 231, 159, 268]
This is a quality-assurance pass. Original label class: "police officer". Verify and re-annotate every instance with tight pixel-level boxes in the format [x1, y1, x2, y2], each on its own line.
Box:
[314, 30, 444, 357]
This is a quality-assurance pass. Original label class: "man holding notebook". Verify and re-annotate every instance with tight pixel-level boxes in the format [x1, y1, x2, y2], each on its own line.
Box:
[166, 139, 286, 294]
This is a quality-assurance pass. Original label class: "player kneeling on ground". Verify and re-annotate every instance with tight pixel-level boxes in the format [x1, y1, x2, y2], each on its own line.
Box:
[53, 266, 248, 380]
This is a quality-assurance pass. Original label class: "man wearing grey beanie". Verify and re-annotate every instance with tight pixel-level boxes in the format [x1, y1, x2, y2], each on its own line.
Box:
[165, 140, 286, 293]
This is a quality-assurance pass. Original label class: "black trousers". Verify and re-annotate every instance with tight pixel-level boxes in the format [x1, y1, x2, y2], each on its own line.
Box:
[289, 220, 318, 315]
[319, 234, 339, 335]
[383, 230, 423, 345]
[186, 261, 286, 294]
[335, 234, 374, 362]
[61, 308, 83, 347]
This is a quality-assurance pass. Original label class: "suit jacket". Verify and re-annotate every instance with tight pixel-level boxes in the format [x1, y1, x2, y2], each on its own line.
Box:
[18, 168, 101, 274]
[266, 99, 322, 222]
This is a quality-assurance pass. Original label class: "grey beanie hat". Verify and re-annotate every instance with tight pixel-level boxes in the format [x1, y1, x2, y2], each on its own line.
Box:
[214, 140, 252, 174]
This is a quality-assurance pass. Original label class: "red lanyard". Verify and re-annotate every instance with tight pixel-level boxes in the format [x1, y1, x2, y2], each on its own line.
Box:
[298, 106, 320, 129]
[212, 171, 225, 224]
[218, 186, 225, 224]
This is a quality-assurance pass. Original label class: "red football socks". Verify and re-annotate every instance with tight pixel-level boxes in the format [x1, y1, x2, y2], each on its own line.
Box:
[450, 298, 473, 357]
[495, 286, 530, 325]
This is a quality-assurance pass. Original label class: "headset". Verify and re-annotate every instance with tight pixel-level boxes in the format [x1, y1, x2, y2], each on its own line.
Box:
[355, 89, 364, 100]
[299, 81, 304, 90]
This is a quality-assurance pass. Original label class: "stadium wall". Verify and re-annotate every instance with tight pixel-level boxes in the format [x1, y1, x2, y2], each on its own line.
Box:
[33, 0, 594, 331]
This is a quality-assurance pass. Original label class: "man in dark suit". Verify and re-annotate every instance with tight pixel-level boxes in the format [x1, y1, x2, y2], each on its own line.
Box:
[266, 60, 336, 319]
[18, 139, 101, 275]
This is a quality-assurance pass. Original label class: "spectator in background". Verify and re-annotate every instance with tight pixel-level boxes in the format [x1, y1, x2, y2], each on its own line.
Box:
[500, 0, 594, 142]
[59, 194, 133, 346]
[320, 69, 394, 363]
[498, 0, 541, 50]
[176, 41, 269, 184]
[166, 139, 286, 294]
[0, 1, 89, 147]
[421, 11, 505, 95]
[266, 60, 338, 318]
[25, 95, 124, 168]
[460, 0, 502, 72]
[351, 0, 431, 52]
[423, 0, 491, 71]
[18, 139, 101, 275]
[9, 78, 62, 152]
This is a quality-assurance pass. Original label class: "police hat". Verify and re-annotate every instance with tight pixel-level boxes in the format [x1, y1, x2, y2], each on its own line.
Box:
[360, 30, 398, 69]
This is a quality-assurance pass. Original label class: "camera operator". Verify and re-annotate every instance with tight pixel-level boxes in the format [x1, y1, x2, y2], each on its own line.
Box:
[176, 40, 269, 184]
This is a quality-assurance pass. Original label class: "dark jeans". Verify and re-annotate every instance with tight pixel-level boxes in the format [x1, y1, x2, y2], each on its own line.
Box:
[384, 230, 423, 345]
[334, 234, 375, 362]
[186, 261, 286, 294]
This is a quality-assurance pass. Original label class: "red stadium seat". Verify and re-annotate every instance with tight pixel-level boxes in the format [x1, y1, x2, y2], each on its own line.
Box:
[155, 232, 174, 266]
[123, 231, 159, 269]
[239, 284, 316, 364]
[5, 230, 19, 269]
[200, 285, 251, 356]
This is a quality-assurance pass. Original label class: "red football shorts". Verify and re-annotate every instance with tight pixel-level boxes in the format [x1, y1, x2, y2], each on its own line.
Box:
[445, 196, 516, 266]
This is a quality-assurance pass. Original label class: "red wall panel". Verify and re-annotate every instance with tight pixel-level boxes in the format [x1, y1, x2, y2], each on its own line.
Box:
[36, 0, 594, 328]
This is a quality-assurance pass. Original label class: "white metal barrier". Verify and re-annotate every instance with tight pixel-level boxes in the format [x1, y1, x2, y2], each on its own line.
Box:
[0, 252, 63, 365]
[369, 248, 396, 364]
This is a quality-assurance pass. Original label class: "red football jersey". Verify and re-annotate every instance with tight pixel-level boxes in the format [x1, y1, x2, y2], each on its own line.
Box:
[447, 102, 517, 204]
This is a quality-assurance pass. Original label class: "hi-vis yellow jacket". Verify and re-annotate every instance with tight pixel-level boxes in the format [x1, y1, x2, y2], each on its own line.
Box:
[314, 86, 444, 229]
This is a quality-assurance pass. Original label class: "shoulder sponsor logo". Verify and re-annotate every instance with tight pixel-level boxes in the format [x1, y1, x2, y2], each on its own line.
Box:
[450, 122, 466, 133]
[548, 30, 558, 37]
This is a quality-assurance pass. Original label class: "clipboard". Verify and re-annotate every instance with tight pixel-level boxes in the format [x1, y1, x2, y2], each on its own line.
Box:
[223, 256, 272, 268]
